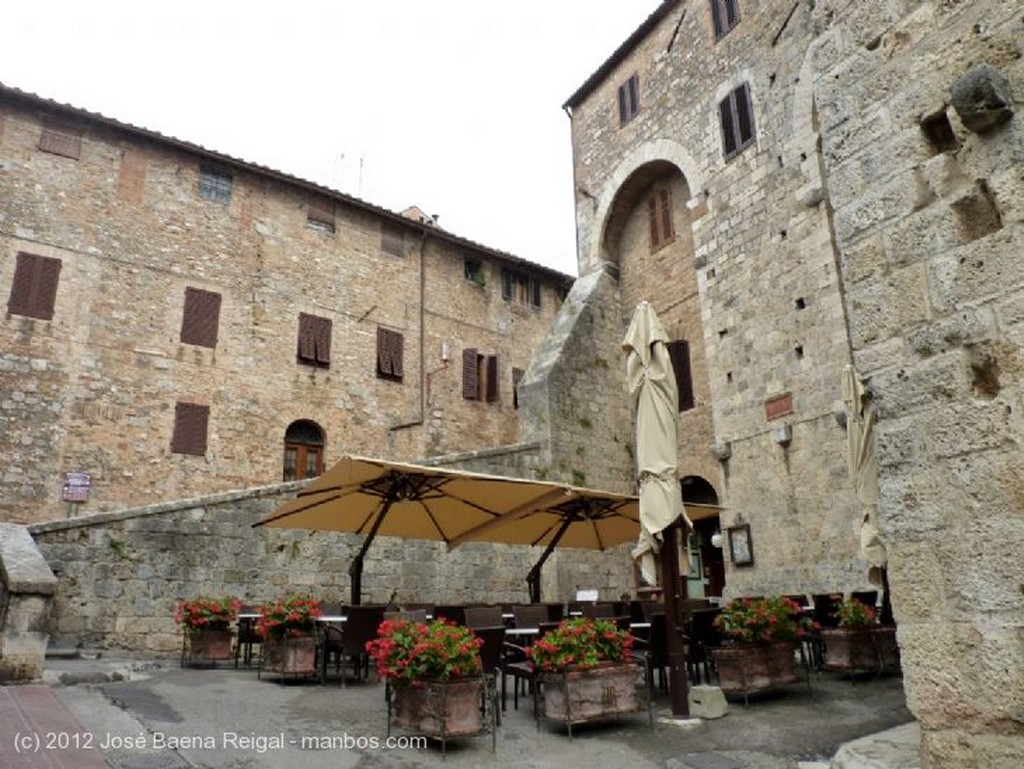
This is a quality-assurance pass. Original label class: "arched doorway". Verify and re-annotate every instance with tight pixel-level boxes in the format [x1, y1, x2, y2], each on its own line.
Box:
[283, 420, 325, 481]
[681, 476, 724, 599]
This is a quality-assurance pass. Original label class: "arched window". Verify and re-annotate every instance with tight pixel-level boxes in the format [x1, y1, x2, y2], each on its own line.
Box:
[283, 420, 325, 481]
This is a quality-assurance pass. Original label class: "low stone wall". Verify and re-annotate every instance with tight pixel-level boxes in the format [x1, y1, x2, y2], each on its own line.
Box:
[28, 476, 633, 656]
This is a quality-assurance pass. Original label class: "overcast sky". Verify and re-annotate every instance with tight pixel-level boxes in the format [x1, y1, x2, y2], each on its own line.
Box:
[2, 1, 665, 276]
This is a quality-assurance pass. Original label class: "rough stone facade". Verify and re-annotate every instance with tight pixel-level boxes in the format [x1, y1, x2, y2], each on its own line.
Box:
[0, 522, 57, 681]
[27, 481, 631, 655]
[553, 1, 1023, 766]
[0, 85, 571, 525]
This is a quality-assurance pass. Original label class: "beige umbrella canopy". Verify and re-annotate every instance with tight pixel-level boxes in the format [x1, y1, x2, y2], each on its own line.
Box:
[842, 365, 886, 585]
[255, 454, 646, 604]
[256, 454, 575, 604]
[622, 301, 690, 585]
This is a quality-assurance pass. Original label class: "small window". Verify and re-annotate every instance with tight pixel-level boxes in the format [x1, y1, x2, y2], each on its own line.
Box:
[464, 258, 485, 285]
[307, 195, 336, 233]
[170, 402, 209, 456]
[381, 223, 405, 257]
[618, 73, 640, 126]
[710, 0, 741, 41]
[297, 313, 332, 367]
[376, 326, 404, 382]
[180, 287, 222, 348]
[198, 166, 232, 203]
[462, 348, 500, 402]
[38, 119, 82, 160]
[7, 252, 61, 320]
[666, 340, 695, 412]
[512, 367, 525, 410]
[283, 420, 325, 481]
[648, 184, 676, 252]
[500, 269, 541, 309]
[719, 82, 756, 160]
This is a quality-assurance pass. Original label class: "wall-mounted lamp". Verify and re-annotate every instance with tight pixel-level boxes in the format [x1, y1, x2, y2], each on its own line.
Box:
[441, 342, 450, 363]
[710, 531, 724, 548]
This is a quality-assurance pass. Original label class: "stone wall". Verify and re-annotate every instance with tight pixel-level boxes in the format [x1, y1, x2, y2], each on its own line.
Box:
[28, 448, 633, 655]
[0, 523, 57, 681]
[0, 86, 570, 525]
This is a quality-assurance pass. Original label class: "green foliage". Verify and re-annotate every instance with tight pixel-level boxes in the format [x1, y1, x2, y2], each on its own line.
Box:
[366, 619, 483, 686]
[175, 596, 241, 630]
[714, 596, 815, 644]
[527, 618, 634, 672]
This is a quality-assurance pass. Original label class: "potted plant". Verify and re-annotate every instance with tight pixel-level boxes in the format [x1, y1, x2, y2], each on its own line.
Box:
[367, 618, 489, 743]
[526, 617, 641, 729]
[821, 597, 900, 673]
[710, 596, 813, 699]
[257, 595, 322, 679]
[175, 596, 241, 666]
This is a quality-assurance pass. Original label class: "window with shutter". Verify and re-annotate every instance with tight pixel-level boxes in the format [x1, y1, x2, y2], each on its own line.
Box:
[198, 165, 232, 203]
[666, 340, 696, 412]
[170, 402, 210, 456]
[376, 327, 404, 382]
[710, 0, 741, 41]
[8, 252, 62, 320]
[485, 355, 500, 403]
[180, 287, 222, 348]
[648, 185, 676, 252]
[297, 313, 332, 367]
[307, 196, 336, 233]
[381, 223, 405, 257]
[719, 82, 756, 160]
[618, 73, 640, 126]
[462, 348, 479, 400]
[283, 419, 325, 480]
[38, 120, 82, 160]
[500, 268, 542, 309]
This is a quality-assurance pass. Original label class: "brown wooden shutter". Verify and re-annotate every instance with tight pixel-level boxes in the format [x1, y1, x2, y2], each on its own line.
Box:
[181, 287, 221, 348]
[710, 0, 725, 39]
[628, 74, 639, 117]
[314, 317, 332, 365]
[8, 252, 61, 320]
[648, 195, 661, 249]
[659, 187, 674, 242]
[307, 196, 335, 230]
[485, 355, 500, 402]
[298, 313, 317, 361]
[391, 331, 404, 378]
[38, 120, 82, 159]
[736, 83, 755, 145]
[381, 224, 405, 256]
[462, 348, 479, 400]
[667, 340, 695, 412]
[171, 402, 209, 455]
[720, 95, 738, 157]
[512, 367, 525, 410]
[377, 327, 404, 379]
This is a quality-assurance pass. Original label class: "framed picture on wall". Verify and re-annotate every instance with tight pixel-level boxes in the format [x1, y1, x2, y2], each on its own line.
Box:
[727, 523, 754, 566]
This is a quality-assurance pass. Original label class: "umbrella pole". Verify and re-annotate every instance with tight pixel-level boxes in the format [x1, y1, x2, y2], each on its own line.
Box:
[526, 518, 573, 603]
[348, 495, 396, 606]
[660, 519, 690, 717]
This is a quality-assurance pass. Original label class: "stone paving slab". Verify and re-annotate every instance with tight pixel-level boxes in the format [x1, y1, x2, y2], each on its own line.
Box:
[0, 684, 108, 768]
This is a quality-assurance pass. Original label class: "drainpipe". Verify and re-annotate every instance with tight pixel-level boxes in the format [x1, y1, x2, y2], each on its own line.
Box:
[390, 229, 429, 432]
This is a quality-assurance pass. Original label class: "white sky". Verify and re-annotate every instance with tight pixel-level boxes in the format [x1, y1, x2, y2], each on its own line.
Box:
[2, 1, 665, 276]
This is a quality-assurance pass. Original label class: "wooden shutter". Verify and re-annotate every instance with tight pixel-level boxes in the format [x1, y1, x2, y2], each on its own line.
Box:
[501, 270, 513, 300]
[381, 224, 405, 256]
[619, 74, 639, 125]
[720, 95, 738, 157]
[485, 355, 500, 402]
[735, 83, 755, 145]
[314, 317, 332, 365]
[377, 327, 404, 379]
[462, 348, 479, 400]
[38, 120, 82, 159]
[659, 186, 674, 242]
[8, 252, 61, 320]
[667, 340, 695, 412]
[171, 402, 210, 456]
[297, 313, 318, 362]
[180, 287, 221, 348]
[512, 367, 525, 410]
[307, 196, 335, 230]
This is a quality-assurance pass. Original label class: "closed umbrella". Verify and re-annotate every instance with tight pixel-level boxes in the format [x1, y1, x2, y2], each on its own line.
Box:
[623, 300, 691, 716]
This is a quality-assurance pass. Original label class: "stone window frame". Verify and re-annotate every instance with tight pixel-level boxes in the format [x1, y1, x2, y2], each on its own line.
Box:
[170, 402, 210, 456]
[297, 312, 332, 368]
[710, 0, 741, 42]
[719, 82, 756, 160]
[464, 258, 485, 286]
[462, 348, 500, 403]
[7, 252, 62, 321]
[180, 287, 222, 348]
[376, 326, 404, 383]
[198, 165, 233, 203]
[618, 73, 640, 127]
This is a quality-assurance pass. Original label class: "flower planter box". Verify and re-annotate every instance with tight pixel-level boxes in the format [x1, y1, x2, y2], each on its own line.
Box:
[538, 663, 644, 733]
[259, 634, 318, 681]
[181, 627, 234, 667]
[821, 626, 900, 673]
[711, 641, 800, 700]
[388, 677, 494, 755]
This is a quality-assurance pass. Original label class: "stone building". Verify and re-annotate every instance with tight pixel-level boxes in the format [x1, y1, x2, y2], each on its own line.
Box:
[522, 1, 1020, 766]
[0, 83, 572, 525]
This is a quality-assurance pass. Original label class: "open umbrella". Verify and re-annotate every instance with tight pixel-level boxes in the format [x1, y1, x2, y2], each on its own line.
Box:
[255, 454, 575, 604]
[623, 300, 691, 717]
